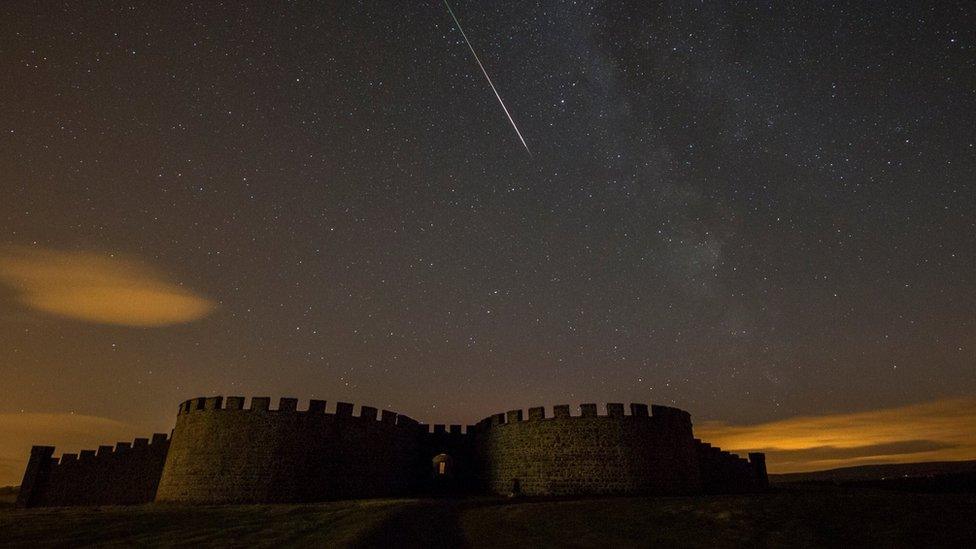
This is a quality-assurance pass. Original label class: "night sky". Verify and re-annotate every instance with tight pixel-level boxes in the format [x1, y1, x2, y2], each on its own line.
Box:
[1, 1, 974, 484]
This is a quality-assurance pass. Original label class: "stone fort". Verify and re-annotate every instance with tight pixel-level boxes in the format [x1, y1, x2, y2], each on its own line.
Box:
[17, 396, 767, 507]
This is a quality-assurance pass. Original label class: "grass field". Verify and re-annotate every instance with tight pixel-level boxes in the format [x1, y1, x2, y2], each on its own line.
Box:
[1, 486, 974, 547]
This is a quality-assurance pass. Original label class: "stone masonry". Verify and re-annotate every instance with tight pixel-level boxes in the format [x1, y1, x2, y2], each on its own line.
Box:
[17, 396, 767, 507]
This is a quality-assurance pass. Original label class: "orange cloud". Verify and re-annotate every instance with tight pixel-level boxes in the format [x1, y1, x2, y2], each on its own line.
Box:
[696, 397, 976, 473]
[0, 247, 215, 327]
[0, 413, 139, 487]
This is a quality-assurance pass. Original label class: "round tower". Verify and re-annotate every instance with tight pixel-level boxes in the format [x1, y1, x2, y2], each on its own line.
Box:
[470, 402, 701, 496]
[155, 396, 426, 503]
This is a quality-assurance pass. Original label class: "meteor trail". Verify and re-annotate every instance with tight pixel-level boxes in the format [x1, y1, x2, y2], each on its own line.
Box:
[443, 0, 531, 156]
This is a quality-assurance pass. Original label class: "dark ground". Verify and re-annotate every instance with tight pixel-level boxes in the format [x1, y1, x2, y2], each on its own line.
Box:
[1, 484, 974, 547]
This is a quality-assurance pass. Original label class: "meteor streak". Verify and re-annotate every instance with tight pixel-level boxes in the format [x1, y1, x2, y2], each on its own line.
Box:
[443, 0, 531, 156]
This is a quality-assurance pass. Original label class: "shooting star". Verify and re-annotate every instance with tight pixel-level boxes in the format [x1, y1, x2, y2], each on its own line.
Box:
[443, 0, 531, 156]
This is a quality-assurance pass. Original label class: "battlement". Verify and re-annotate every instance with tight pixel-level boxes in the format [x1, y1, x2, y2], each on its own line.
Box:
[424, 423, 473, 435]
[473, 402, 691, 428]
[175, 395, 423, 430]
[46, 433, 170, 466]
[176, 398, 694, 431]
[16, 433, 170, 507]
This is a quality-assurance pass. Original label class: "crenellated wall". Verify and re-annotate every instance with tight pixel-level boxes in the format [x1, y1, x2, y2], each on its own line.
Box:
[154, 396, 427, 503]
[16, 434, 170, 507]
[17, 395, 766, 506]
[694, 439, 768, 493]
[469, 403, 702, 496]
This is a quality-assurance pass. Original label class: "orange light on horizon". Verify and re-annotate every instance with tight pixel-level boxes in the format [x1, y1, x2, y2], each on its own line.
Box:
[697, 397, 976, 473]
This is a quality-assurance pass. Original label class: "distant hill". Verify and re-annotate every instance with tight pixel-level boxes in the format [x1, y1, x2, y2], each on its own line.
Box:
[771, 460, 976, 483]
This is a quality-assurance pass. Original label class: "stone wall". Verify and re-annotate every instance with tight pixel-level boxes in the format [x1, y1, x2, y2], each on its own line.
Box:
[470, 403, 702, 496]
[17, 395, 767, 506]
[154, 396, 427, 503]
[16, 434, 169, 507]
[695, 439, 768, 493]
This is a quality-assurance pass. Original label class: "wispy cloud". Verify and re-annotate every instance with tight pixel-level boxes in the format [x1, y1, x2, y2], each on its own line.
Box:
[0, 247, 215, 327]
[697, 397, 976, 473]
[0, 412, 137, 487]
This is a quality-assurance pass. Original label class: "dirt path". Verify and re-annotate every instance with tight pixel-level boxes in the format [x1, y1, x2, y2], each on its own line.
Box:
[351, 500, 469, 549]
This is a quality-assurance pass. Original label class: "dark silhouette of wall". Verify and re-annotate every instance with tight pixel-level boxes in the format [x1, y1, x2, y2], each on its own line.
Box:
[17, 395, 767, 506]
[16, 434, 169, 507]
[695, 440, 768, 493]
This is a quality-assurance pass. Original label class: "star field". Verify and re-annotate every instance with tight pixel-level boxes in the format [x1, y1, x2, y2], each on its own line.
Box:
[0, 2, 974, 481]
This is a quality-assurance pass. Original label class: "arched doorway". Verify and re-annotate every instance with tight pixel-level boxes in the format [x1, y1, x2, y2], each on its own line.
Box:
[430, 453, 462, 495]
[432, 453, 454, 478]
